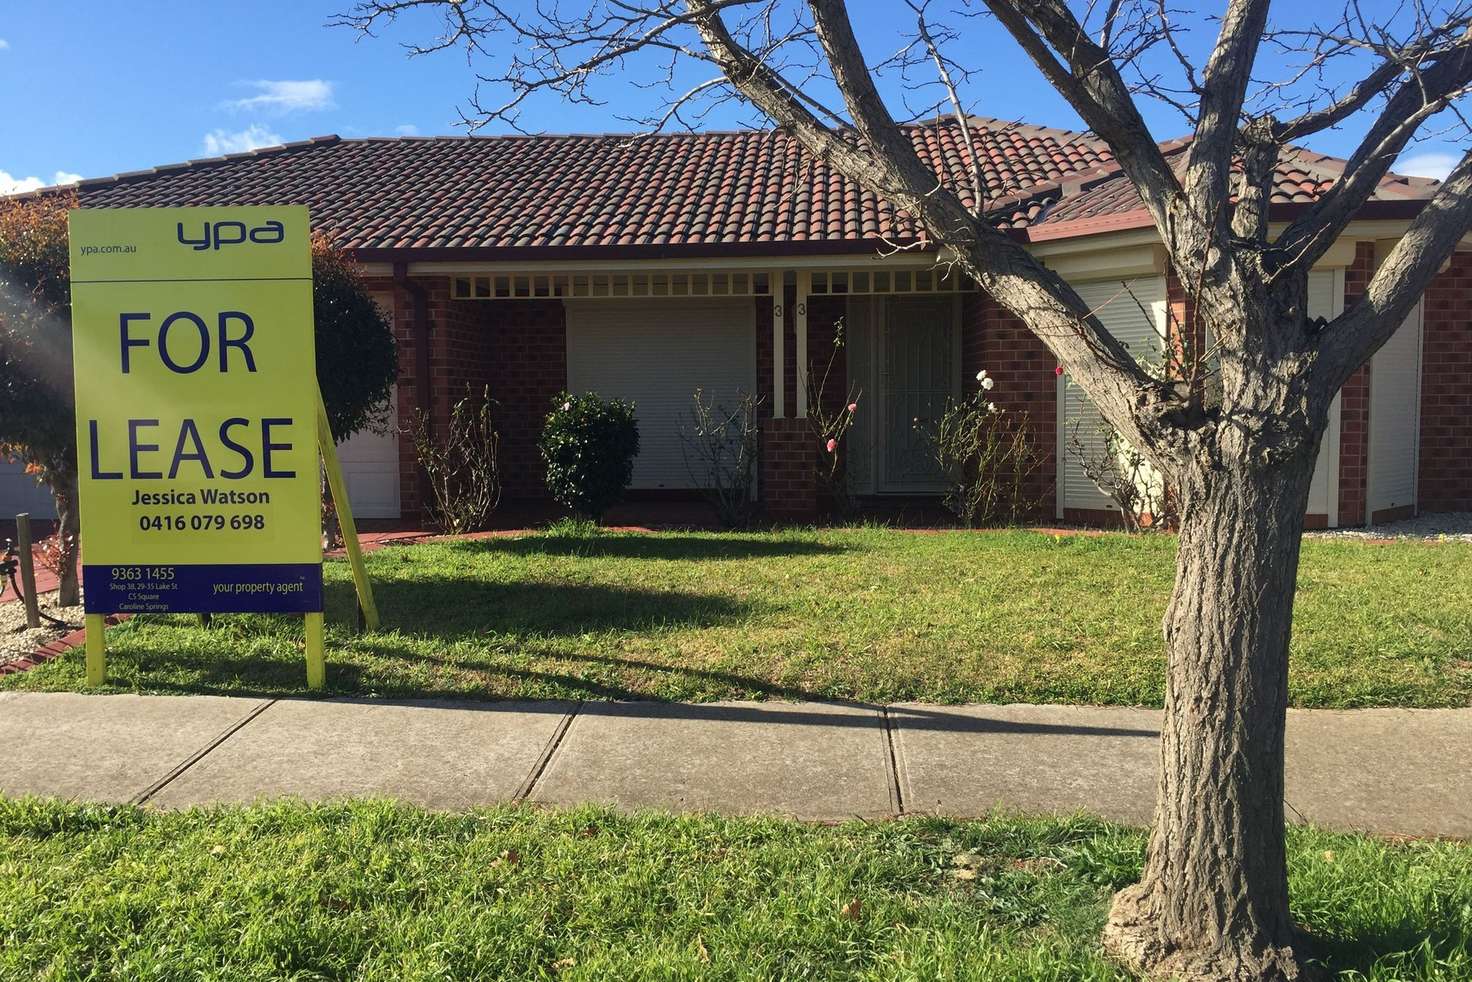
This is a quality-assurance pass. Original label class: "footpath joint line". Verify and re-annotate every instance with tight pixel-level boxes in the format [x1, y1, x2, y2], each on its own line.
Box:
[132, 698, 278, 806]
[881, 707, 905, 816]
[514, 701, 583, 803]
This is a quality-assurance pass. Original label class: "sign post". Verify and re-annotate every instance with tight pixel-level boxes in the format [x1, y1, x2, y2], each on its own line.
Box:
[69, 206, 325, 687]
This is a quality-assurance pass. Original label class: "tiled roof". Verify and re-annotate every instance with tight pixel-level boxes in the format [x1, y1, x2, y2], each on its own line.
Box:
[36, 121, 1434, 256]
[63, 120, 1110, 256]
[1037, 146, 1438, 229]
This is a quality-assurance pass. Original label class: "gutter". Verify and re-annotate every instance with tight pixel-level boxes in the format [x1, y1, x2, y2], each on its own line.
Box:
[394, 261, 433, 520]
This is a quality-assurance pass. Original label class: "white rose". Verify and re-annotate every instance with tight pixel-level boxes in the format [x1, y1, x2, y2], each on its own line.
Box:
[975, 369, 988, 381]
[981, 376, 995, 391]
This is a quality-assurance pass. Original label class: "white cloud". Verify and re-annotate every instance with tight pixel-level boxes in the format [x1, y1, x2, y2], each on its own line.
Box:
[1396, 151, 1458, 181]
[395, 123, 420, 137]
[222, 79, 334, 114]
[202, 125, 284, 155]
[0, 39, 11, 51]
[0, 169, 82, 195]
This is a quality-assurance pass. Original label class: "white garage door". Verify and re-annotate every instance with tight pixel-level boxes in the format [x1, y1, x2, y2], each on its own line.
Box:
[1305, 269, 1344, 523]
[1058, 276, 1167, 516]
[334, 393, 402, 520]
[566, 299, 757, 489]
[1368, 301, 1422, 519]
[0, 459, 56, 519]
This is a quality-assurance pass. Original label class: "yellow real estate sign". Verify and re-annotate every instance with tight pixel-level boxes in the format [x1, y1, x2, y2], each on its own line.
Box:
[69, 206, 322, 614]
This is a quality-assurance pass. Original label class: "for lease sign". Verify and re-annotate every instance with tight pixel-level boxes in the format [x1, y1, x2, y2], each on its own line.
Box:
[69, 206, 322, 614]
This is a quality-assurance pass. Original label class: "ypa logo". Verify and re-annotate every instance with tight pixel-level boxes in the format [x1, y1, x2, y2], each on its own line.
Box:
[177, 219, 286, 251]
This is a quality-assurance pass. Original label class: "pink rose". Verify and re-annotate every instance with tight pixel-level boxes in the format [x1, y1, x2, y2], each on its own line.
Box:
[847, 402, 858, 413]
[825, 438, 838, 453]
[1054, 365, 1064, 377]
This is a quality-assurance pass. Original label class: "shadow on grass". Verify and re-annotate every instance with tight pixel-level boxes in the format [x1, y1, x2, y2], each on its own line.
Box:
[440, 533, 845, 562]
[1309, 922, 1470, 980]
[366, 576, 761, 637]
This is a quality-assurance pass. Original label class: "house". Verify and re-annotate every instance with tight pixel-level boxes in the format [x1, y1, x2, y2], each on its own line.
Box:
[3, 119, 1467, 527]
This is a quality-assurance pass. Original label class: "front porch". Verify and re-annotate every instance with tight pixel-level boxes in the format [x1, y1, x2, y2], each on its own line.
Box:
[368, 257, 1022, 524]
[354, 238, 1437, 531]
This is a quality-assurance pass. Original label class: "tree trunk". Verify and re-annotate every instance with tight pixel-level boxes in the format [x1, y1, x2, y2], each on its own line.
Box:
[1102, 452, 1320, 981]
[52, 476, 80, 607]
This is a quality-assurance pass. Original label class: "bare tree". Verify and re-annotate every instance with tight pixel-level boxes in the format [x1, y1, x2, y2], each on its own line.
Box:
[336, 2, 1472, 977]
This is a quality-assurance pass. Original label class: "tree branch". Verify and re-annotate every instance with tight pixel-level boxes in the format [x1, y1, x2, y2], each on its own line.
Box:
[982, 0, 1183, 240]
[1276, 33, 1472, 273]
[1180, 0, 1271, 235]
[1317, 149, 1472, 390]
[690, 0, 1179, 460]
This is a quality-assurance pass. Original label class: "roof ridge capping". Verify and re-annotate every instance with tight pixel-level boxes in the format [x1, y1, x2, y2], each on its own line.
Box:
[1278, 144, 1441, 199]
[960, 114, 1104, 145]
[13, 135, 345, 198]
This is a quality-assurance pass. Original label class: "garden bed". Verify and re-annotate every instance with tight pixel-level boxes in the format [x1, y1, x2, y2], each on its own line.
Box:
[0, 590, 83, 672]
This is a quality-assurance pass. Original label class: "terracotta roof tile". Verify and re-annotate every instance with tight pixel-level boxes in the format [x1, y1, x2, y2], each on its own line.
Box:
[1035, 145, 1432, 230]
[26, 122, 1433, 254]
[62, 121, 1109, 255]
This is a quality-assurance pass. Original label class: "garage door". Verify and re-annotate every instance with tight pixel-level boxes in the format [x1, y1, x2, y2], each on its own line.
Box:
[1058, 277, 1167, 516]
[1367, 301, 1422, 520]
[565, 299, 757, 489]
[1305, 269, 1343, 524]
[334, 393, 402, 519]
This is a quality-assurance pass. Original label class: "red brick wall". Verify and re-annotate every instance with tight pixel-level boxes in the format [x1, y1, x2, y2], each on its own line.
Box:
[482, 300, 567, 497]
[760, 417, 817, 519]
[367, 279, 566, 513]
[1337, 242, 1376, 526]
[1419, 251, 1472, 512]
[363, 275, 426, 519]
[961, 290, 1058, 517]
[755, 294, 776, 418]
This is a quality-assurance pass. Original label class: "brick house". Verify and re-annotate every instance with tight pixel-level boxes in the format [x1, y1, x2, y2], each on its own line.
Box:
[4, 119, 1467, 526]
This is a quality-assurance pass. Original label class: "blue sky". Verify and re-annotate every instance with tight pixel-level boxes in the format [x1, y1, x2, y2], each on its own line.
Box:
[1, 1, 1462, 192]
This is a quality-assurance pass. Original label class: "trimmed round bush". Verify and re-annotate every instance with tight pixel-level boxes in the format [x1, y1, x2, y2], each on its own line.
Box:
[539, 391, 639, 521]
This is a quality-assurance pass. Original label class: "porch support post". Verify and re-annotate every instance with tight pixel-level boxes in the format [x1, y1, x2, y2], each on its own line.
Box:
[771, 268, 786, 418]
[795, 270, 810, 418]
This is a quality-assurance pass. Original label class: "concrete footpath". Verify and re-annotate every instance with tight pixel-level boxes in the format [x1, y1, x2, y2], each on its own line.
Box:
[1, 692, 1468, 837]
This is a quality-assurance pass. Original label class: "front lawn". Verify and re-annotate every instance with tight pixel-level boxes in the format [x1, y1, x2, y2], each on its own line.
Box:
[3, 527, 1469, 707]
[1, 799, 1468, 980]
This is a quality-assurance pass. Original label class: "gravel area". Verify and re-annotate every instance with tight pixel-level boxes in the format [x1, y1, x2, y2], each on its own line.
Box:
[1, 591, 84, 666]
[1308, 511, 1472, 542]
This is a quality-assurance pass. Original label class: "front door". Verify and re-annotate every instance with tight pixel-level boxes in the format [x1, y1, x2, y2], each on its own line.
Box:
[881, 296, 956, 490]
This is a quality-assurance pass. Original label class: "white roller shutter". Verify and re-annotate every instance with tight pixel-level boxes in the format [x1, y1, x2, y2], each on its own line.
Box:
[328, 293, 403, 519]
[1058, 276, 1167, 515]
[1368, 302, 1422, 518]
[335, 391, 402, 519]
[1305, 270, 1343, 522]
[565, 299, 757, 489]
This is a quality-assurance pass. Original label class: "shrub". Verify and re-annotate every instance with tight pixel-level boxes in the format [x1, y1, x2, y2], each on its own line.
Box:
[804, 318, 862, 517]
[931, 374, 1042, 527]
[680, 388, 763, 528]
[412, 385, 503, 534]
[1066, 420, 1172, 532]
[539, 392, 639, 522]
[310, 236, 398, 444]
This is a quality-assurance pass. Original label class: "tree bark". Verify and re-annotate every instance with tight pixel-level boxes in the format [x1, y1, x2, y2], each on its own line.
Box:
[52, 475, 80, 607]
[1102, 451, 1320, 981]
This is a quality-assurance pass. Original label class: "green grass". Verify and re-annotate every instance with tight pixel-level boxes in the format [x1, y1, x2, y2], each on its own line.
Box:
[4, 527, 1470, 707]
[1, 799, 1468, 980]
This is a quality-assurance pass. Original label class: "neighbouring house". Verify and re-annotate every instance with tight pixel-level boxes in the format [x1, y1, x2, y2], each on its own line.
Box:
[3, 119, 1468, 527]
